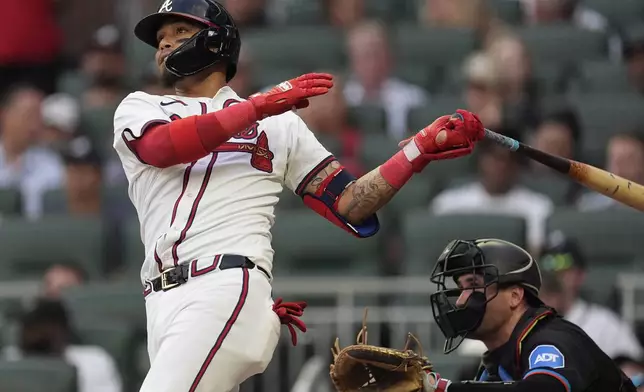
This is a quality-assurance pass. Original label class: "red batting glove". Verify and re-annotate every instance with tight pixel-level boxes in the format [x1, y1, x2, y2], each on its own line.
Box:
[397, 111, 479, 172]
[450, 109, 485, 142]
[272, 297, 307, 346]
[249, 73, 334, 118]
[379, 110, 483, 189]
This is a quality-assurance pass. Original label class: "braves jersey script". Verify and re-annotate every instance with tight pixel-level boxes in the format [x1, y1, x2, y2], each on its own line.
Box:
[113, 87, 332, 283]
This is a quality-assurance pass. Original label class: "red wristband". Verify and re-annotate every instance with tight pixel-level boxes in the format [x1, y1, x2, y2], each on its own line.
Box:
[379, 150, 413, 190]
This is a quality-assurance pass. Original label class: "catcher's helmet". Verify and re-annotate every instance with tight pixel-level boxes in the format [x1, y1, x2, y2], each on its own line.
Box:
[135, 0, 241, 81]
[429, 239, 542, 353]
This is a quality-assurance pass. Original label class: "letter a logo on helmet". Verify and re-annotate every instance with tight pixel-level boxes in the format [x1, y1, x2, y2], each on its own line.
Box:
[159, 0, 173, 12]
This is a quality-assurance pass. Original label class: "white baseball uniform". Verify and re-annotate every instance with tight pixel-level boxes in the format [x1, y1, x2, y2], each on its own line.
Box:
[113, 86, 334, 392]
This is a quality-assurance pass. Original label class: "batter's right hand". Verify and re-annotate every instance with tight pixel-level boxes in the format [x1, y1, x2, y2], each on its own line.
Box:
[249, 73, 334, 119]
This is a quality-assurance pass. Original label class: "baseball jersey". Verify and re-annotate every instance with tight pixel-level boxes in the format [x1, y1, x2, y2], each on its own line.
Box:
[113, 87, 333, 283]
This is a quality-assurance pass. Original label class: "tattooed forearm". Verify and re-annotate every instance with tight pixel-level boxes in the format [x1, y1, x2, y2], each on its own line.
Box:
[302, 160, 399, 225]
[337, 168, 398, 224]
[305, 160, 342, 194]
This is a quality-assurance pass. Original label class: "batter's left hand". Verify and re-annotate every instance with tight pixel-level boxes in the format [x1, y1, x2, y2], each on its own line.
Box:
[397, 109, 483, 173]
[273, 298, 307, 346]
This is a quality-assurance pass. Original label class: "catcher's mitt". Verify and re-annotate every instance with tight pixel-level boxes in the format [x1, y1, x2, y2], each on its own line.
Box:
[329, 308, 433, 392]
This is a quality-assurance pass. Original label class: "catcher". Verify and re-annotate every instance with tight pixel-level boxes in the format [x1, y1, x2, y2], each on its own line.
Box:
[330, 238, 637, 392]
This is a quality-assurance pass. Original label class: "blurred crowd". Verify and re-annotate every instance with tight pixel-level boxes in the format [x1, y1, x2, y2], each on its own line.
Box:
[2, 0, 644, 391]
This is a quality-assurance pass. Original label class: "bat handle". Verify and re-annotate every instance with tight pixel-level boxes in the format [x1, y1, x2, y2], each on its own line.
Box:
[484, 128, 520, 152]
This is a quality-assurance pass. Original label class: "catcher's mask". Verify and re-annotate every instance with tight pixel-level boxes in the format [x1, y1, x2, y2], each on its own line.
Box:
[429, 239, 542, 354]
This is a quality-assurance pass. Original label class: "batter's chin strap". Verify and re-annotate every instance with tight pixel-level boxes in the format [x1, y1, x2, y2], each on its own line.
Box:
[301, 166, 379, 238]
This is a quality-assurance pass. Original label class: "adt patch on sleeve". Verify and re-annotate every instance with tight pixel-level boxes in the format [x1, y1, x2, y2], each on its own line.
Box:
[528, 345, 565, 369]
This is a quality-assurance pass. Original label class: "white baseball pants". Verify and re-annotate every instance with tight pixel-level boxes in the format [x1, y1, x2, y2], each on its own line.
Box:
[140, 266, 281, 392]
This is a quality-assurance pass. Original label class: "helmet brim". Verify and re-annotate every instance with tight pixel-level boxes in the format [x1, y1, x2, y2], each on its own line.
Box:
[134, 12, 215, 48]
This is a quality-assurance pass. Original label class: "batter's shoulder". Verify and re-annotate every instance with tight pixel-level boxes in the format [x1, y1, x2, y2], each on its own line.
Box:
[118, 91, 165, 107]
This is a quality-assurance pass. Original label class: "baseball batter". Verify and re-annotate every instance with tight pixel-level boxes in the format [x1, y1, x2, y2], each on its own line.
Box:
[113, 1, 485, 391]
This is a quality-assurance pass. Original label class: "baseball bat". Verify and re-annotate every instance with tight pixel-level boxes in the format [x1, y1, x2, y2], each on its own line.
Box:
[483, 128, 644, 212]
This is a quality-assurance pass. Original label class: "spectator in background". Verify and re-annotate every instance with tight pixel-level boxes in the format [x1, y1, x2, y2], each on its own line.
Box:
[40, 93, 80, 148]
[421, 0, 508, 45]
[80, 25, 127, 109]
[538, 232, 644, 360]
[461, 51, 504, 131]
[222, 0, 268, 28]
[226, 46, 255, 99]
[298, 75, 364, 176]
[59, 135, 130, 270]
[325, 0, 364, 29]
[623, 24, 644, 96]
[520, 0, 608, 32]
[530, 108, 581, 165]
[614, 356, 644, 391]
[0, 85, 64, 219]
[42, 263, 87, 299]
[344, 20, 428, 139]
[487, 34, 541, 130]
[430, 134, 553, 252]
[4, 299, 122, 392]
[577, 131, 644, 211]
[60, 136, 103, 216]
[0, 0, 63, 95]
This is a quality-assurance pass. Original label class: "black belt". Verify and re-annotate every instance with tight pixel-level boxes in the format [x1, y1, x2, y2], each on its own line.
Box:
[148, 255, 270, 294]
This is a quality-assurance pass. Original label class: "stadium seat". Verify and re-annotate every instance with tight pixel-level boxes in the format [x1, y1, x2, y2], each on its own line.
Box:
[122, 218, 145, 275]
[0, 358, 77, 392]
[393, 26, 477, 68]
[582, 264, 634, 307]
[0, 188, 21, 217]
[583, 0, 644, 26]
[515, 25, 608, 65]
[547, 209, 644, 265]
[364, 0, 419, 22]
[382, 176, 440, 221]
[570, 93, 644, 158]
[270, 209, 381, 276]
[62, 282, 146, 329]
[347, 105, 387, 134]
[520, 175, 573, 206]
[0, 216, 105, 279]
[402, 212, 527, 275]
[75, 319, 142, 391]
[43, 185, 134, 216]
[244, 27, 345, 72]
[395, 64, 440, 93]
[79, 106, 118, 159]
[358, 134, 399, 170]
[572, 61, 634, 94]
[490, 0, 524, 25]
[281, 0, 326, 25]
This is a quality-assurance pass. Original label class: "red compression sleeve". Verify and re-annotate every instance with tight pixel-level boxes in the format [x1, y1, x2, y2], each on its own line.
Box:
[129, 101, 259, 168]
[378, 150, 414, 189]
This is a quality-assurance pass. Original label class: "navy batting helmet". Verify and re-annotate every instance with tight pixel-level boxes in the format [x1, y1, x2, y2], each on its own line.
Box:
[429, 239, 543, 353]
[135, 0, 241, 81]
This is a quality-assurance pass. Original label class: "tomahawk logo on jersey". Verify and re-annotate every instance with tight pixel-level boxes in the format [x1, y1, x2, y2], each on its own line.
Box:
[113, 88, 334, 283]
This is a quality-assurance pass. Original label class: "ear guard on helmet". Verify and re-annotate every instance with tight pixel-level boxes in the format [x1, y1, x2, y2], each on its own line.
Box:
[165, 25, 240, 80]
